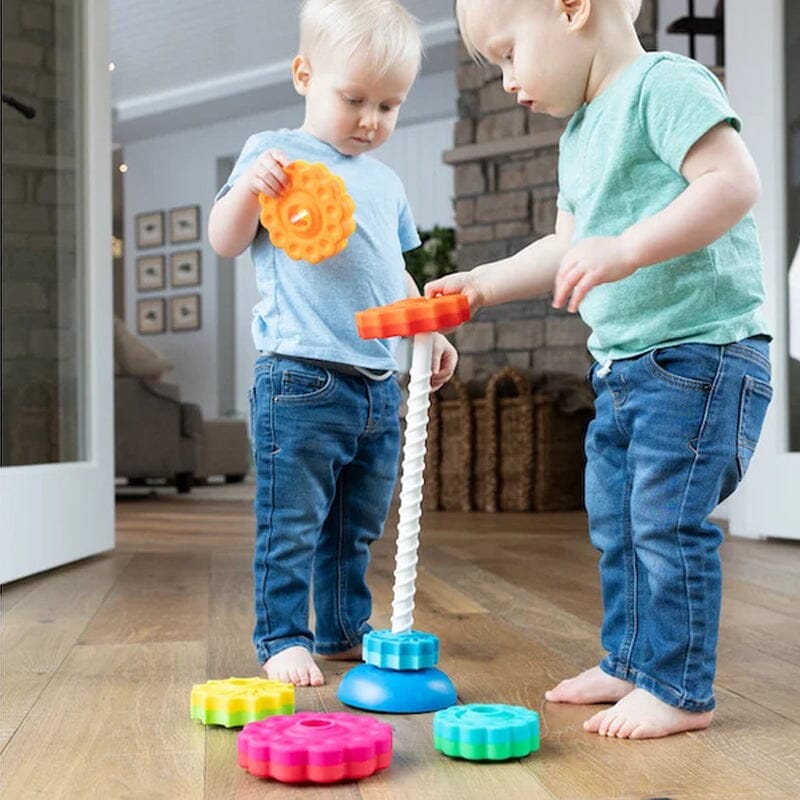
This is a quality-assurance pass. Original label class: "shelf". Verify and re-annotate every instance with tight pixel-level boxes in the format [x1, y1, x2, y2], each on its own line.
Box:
[443, 130, 562, 165]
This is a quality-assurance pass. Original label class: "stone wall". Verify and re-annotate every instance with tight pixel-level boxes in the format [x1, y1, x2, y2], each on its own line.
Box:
[2, 0, 79, 465]
[446, 1, 658, 383]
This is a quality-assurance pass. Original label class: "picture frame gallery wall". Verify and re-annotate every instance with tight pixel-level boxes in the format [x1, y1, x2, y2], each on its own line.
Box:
[133, 204, 202, 334]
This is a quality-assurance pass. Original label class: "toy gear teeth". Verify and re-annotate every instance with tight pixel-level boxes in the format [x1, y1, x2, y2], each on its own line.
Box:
[259, 160, 356, 264]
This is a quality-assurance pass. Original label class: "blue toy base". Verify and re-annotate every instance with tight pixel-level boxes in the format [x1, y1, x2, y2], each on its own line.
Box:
[337, 664, 457, 714]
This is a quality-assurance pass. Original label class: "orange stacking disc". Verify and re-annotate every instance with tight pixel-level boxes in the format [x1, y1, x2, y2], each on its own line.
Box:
[356, 295, 470, 340]
[258, 160, 356, 264]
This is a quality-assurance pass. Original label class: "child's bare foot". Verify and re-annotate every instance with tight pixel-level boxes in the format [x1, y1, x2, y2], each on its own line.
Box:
[318, 644, 362, 661]
[583, 688, 714, 739]
[545, 666, 634, 704]
[263, 646, 324, 687]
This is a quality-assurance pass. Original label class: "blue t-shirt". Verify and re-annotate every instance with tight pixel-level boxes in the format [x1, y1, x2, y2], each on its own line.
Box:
[217, 129, 421, 370]
[557, 52, 768, 362]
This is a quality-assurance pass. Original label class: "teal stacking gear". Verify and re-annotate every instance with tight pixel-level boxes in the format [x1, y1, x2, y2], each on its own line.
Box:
[338, 629, 456, 713]
[433, 704, 540, 761]
[363, 630, 439, 671]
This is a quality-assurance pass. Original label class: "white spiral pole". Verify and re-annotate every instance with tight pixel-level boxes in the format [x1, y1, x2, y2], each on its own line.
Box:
[390, 332, 434, 634]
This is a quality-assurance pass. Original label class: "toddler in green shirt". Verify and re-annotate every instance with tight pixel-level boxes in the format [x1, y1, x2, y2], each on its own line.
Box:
[428, 0, 772, 739]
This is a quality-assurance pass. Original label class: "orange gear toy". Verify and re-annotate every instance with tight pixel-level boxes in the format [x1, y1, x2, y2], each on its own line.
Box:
[258, 160, 356, 264]
[356, 295, 470, 340]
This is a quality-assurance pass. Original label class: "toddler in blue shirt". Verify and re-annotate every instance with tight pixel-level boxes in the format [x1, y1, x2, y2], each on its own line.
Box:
[209, 0, 457, 687]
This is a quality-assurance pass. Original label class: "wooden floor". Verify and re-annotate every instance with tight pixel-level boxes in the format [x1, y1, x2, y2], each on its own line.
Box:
[2, 484, 800, 799]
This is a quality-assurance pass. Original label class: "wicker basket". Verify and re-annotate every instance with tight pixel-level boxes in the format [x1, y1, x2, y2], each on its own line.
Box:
[531, 374, 594, 512]
[468, 381, 490, 512]
[471, 369, 534, 512]
[424, 369, 592, 514]
[434, 376, 473, 512]
[494, 370, 534, 512]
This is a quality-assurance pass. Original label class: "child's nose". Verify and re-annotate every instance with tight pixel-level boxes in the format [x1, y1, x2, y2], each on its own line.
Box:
[503, 76, 520, 94]
[360, 109, 379, 130]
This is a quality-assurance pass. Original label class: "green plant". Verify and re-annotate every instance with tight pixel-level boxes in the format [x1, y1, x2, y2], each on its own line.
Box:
[404, 226, 457, 290]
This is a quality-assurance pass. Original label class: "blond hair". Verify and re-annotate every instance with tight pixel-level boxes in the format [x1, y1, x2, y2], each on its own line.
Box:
[299, 0, 423, 76]
[457, 0, 642, 60]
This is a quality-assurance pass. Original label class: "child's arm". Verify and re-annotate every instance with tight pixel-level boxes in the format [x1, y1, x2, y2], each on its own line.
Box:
[553, 122, 761, 312]
[208, 149, 291, 258]
[424, 209, 576, 312]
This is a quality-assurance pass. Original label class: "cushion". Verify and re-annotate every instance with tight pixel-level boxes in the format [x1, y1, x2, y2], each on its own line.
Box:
[113, 316, 173, 381]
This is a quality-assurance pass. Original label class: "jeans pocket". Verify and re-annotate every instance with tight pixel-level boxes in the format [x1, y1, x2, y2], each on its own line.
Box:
[736, 375, 773, 479]
[277, 364, 333, 402]
[646, 344, 717, 392]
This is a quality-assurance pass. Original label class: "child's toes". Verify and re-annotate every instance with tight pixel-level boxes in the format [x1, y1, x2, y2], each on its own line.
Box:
[616, 718, 639, 739]
[606, 714, 626, 737]
[628, 723, 648, 739]
[309, 665, 325, 686]
[598, 713, 619, 737]
[583, 710, 606, 733]
[544, 680, 568, 701]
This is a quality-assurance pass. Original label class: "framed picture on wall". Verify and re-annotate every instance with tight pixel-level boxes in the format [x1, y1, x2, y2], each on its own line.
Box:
[137, 298, 166, 335]
[170, 293, 201, 332]
[170, 250, 201, 288]
[135, 210, 165, 249]
[136, 254, 166, 292]
[169, 205, 201, 244]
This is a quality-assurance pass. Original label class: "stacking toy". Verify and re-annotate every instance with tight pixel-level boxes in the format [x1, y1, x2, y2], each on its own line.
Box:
[338, 295, 471, 713]
[237, 712, 392, 784]
[190, 677, 294, 728]
[355, 295, 471, 339]
[258, 160, 356, 264]
[433, 704, 540, 761]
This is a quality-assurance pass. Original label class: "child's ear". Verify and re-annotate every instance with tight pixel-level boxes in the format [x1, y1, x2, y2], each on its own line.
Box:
[292, 55, 312, 96]
[559, 0, 592, 30]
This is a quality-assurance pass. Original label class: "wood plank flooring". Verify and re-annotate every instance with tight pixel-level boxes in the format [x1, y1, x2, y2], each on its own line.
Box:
[2, 483, 799, 799]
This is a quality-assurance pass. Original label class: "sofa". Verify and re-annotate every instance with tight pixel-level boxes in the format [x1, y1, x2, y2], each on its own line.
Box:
[115, 375, 201, 493]
[113, 317, 250, 493]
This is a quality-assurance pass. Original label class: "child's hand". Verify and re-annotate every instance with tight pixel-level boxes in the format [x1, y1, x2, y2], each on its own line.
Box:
[424, 272, 485, 316]
[430, 333, 458, 392]
[553, 236, 637, 313]
[244, 149, 292, 198]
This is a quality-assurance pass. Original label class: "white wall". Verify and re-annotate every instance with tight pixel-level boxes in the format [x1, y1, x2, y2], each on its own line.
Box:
[726, 0, 800, 539]
[122, 70, 457, 418]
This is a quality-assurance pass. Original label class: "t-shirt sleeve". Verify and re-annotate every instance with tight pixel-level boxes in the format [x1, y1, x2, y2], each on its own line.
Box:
[214, 133, 272, 202]
[398, 189, 421, 253]
[638, 59, 742, 175]
[556, 191, 575, 214]
[556, 130, 575, 214]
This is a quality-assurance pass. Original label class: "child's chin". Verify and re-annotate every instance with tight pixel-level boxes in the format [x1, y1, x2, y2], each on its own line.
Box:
[336, 140, 373, 156]
[548, 105, 578, 120]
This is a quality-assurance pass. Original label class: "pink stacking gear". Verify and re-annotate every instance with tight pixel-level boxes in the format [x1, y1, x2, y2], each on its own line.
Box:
[236, 712, 393, 784]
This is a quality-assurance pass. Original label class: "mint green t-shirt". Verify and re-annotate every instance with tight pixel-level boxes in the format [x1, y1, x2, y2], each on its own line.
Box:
[557, 52, 769, 363]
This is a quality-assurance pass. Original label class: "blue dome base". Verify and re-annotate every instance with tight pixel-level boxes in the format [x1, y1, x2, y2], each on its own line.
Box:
[337, 664, 457, 714]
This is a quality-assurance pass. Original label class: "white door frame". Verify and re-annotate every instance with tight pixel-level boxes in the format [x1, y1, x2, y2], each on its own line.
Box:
[726, 0, 800, 539]
[0, 0, 114, 582]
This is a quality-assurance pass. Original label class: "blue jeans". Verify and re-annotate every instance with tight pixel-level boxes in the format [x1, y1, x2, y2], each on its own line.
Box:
[249, 354, 401, 663]
[585, 336, 772, 712]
